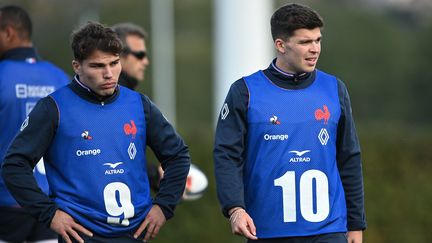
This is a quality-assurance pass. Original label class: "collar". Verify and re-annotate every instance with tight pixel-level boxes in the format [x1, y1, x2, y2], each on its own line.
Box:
[263, 58, 315, 90]
[0, 47, 40, 62]
[69, 75, 120, 104]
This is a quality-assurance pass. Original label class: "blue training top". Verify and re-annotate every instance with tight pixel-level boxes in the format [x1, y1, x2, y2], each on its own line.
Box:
[244, 70, 347, 238]
[0, 57, 69, 206]
[47, 85, 152, 236]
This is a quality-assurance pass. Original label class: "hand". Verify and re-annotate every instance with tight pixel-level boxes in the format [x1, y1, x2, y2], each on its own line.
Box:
[229, 207, 258, 240]
[134, 204, 166, 242]
[50, 209, 93, 243]
[347, 230, 363, 243]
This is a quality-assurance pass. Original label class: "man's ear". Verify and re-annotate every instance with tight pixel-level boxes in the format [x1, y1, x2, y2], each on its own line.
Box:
[274, 38, 286, 54]
[2, 25, 16, 43]
[72, 60, 81, 75]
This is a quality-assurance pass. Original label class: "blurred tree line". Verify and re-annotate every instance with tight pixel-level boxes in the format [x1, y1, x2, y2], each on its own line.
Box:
[2, 0, 431, 242]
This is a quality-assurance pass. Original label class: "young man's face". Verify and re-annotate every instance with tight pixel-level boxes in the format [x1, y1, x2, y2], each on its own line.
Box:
[120, 34, 149, 81]
[73, 50, 121, 97]
[276, 27, 321, 74]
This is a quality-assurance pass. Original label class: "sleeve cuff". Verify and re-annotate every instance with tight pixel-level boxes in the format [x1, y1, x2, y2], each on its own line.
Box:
[222, 204, 245, 218]
[347, 221, 367, 231]
[41, 204, 59, 228]
[153, 201, 174, 220]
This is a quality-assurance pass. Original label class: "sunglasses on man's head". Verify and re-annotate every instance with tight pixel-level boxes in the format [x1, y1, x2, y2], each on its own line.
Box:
[123, 48, 147, 60]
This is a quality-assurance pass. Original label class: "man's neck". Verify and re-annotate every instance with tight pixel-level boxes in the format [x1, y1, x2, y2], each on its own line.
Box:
[118, 71, 139, 90]
[274, 57, 297, 76]
[0, 46, 38, 61]
[8, 40, 33, 50]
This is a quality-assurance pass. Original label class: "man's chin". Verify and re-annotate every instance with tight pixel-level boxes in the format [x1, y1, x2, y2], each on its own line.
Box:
[302, 66, 316, 73]
[97, 89, 116, 97]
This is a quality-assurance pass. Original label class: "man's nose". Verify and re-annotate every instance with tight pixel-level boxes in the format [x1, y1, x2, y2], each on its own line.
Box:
[310, 41, 320, 53]
[142, 56, 149, 66]
[103, 67, 113, 78]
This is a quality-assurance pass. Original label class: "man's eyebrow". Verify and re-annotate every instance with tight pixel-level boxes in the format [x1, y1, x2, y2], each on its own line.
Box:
[88, 62, 106, 66]
[110, 58, 121, 63]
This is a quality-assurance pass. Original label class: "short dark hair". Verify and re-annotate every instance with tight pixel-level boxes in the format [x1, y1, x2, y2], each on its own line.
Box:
[271, 3, 323, 41]
[71, 22, 123, 62]
[112, 22, 148, 45]
[0, 5, 32, 40]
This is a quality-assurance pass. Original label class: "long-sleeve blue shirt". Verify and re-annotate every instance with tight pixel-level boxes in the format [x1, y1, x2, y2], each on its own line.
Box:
[214, 59, 366, 231]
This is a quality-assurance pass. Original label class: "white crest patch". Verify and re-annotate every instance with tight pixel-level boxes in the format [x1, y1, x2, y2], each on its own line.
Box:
[220, 103, 229, 120]
[128, 142, 137, 160]
[20, 116, 29, 132]
[318, 128, 329, 145]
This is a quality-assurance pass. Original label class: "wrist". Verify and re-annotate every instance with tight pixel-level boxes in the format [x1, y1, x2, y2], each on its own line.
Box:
[228, 207, 244, 218]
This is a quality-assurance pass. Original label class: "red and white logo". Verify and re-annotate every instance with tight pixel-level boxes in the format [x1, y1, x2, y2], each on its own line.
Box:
[270, 115, 281, 125]
[183, 164, 208, 200]
[81, 130, 92, 140]
[124, 120, 137, 139]
[315, 105, 330, 124]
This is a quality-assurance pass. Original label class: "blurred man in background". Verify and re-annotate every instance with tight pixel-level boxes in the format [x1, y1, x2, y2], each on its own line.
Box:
[113, 22, 149, 91]
[113, 22, 208, 199]
[112, 22, 162, 191]
[214, 3, 366, 243]
[0, 5, 69, 243]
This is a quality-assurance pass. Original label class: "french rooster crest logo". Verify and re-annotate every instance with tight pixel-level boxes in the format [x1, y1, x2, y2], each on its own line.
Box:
[315, 105, 330, 124]
[123, 120, 137, 139]
[81, 130, 92, 140]
[270, 115, 281, 125]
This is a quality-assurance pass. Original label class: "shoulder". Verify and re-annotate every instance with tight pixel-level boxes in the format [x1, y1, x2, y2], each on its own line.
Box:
[132, 90, 151, 104]
[0, 60, 19, 73]
[119, 85, 145, 97]
[135, 92, 154, 116]
[315, 69, 346, 92]
[243, 70, 263, 79]
[30, 96, 59, 117]
[336, 78, 348, 92]
[315, 69, 340, 80]
[38, 61, 63, 70]
[50, 84, 71, 95]
[230, 78, 248, 96]
[37, 61, 70, 80]
[49, 85, 78, 104]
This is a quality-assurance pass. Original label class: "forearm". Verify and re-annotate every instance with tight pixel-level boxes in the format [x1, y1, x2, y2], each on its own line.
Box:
[143, 94, 192, 219]
[214, 151, 245, 217]
[336, 79, 366, 230]
[339, 155, 366, 230]
[214, 80, 249, 217]
[2, 158, 57, 227]
[153, 146, 190, 219]
[1, 96, 59, 226]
